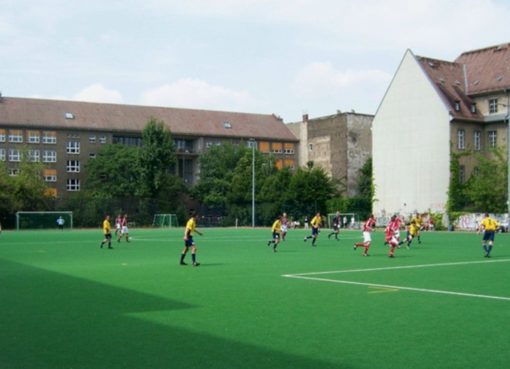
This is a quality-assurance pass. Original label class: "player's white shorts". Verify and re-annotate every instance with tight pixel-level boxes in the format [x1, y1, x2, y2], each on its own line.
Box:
[116, 223, 121, 230]
[363, 231, 372, 243]
[121, 226, 129, 234]
[281, 224, 288, 233]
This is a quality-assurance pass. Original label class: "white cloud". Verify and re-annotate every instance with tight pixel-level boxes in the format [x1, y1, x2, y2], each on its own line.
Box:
[141, 78, 257, 112]
[293, 62, 391, 98]
[72, 84, 123, 104]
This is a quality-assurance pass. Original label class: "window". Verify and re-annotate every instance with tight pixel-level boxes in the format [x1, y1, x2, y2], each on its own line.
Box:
[457, 129, 465, 150]
[247, 140, 257, 149]
[284, 143, 295, 154]
[454, 101, 461, 112]
[8, 129, 23, 143]
[284, 159, 296, 169]
[0, 129, 5, 142]
[8, 168, 19, 177]
[474, 131, 481, 151]
[66, 141, 80, 154]
[66, 160, 80, 173]
[28, 130, 40, 143]
[27, 150, 40, 162]
[471, 103, 477, 114]
[489, 98, 498, 114]
[42, 131, 57, 144]
[43, 150, 57, 163]
[65, 112, 75, 119]
[66, 178, 80, 191]
[112, 135, 142, 146]
[89, 135, 96, 143]
[224, 121, 232, 129]
[272, 142, 283, 153]
[8, 149, 21, 162]
[259, 141, 270, 153]
[459, 165, 465, 184]
[488, 131, 497, 148]
[99, 136, 107, 144]
[0, 148, 5, 161]
[308, 143, 313, 151]
[43, 169, 57, 182]
[89, 153, 96, 159]
[205, 140, 213, 149]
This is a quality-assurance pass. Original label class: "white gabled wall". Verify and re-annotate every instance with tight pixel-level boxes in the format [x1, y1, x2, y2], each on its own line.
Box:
[373, 50, 451, 217]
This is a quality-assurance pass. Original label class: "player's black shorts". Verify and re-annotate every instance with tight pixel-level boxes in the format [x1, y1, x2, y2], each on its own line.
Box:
[104, 232, 112, 240]
[185, 236, 194, 247]
[483, 231, 495, 242]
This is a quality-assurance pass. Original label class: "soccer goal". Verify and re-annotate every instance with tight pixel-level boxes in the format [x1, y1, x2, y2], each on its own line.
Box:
[16, 211, 73, 230]
[327, 212, 359, 229]
[152, 213, 178, 228]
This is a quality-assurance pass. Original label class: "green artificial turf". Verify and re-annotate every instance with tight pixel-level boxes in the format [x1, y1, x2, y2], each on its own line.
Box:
[0, 227, 509, 369]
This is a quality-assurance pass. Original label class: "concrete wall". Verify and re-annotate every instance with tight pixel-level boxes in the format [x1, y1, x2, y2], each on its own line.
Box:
[373, 50, 451, 217]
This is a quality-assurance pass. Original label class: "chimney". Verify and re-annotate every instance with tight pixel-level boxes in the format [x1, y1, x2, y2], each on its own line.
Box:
[302, 113, 309, 124]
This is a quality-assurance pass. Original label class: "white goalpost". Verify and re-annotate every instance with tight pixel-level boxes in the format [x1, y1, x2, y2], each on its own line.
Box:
[152, 213, 178, 228]
[16, 211, 73, 230]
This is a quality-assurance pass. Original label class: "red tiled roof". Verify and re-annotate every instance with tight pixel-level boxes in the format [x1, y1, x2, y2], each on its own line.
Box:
[417, 43, 510, 121]
[0, 97, 297, 141]
[455, 43, 510, 95]
[417, 56, 484, 121]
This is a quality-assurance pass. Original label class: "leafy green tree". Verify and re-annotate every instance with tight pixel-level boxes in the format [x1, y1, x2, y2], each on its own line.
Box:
[447, 150, 468, 213]
[12, 158, 50, 211]
[84, 144, 140, 198]
[138, 117, 176, 197]
[463, 148, 508, 213]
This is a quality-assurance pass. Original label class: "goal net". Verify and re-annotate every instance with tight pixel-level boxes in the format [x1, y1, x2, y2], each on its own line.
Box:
[327, 212, 358, 229]
[153, 213, 178, 228]
[16, 211, 73, 230]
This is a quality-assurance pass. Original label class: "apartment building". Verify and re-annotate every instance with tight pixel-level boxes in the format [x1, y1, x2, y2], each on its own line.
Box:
[373, 43, 510, 216]
[287, 111, 373, 196]
[0, 96, 298, 197]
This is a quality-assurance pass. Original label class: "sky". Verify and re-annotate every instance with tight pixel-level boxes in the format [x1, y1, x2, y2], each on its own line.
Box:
[1, 0, 510, 123]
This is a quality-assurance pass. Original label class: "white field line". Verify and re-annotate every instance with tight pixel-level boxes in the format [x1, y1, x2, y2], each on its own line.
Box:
[282, 259, 510, 302]
[283, 258, 510, 277]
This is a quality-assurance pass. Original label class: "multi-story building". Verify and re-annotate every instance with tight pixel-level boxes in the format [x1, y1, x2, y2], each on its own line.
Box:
[287, 111, 373, 196]
[0, 96, 298, 198]
[373, 43, 510, 217]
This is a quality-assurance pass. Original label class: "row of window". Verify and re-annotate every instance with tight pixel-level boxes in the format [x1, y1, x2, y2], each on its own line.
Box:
[0, 130, 57, 144]
[456, 129, 498, 150]
[0, 149, 57, 162]
[0, 130, 109, 145]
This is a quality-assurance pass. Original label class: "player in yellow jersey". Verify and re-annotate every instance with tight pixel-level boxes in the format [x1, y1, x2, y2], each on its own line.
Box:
[304, 212, 322, 246]
[100, 215, 113, 249]
[411, 213, 423, 244]
[405, 220, 419, 249]
[180, 211, 203, 266]
[477, 213, 498, 258]
[267, 215, 282, 252]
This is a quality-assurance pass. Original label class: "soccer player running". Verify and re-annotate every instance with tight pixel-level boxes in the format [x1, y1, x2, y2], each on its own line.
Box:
[281, 212, 289, 241]
[353, 214, 376, 256]
[385, 217, 399, 258]
[304, 212, 322, 246]
[477, 213, 498, 258]
[180, 211, 203, 266]
[117, 214, 130, 243]
[405, 220, 420, 249]
[100, 215, 113, 249]
[328, 211, 341, 241]
[114, 214, 122, 236]
[411, 213, 423, 244]
[267, 215, 282, 252]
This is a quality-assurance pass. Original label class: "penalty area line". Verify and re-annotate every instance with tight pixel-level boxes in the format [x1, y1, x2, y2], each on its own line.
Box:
[282, 274, 510, 302]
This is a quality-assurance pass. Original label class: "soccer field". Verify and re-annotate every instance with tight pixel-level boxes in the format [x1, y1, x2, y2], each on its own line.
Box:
[0, 228, 509, 369]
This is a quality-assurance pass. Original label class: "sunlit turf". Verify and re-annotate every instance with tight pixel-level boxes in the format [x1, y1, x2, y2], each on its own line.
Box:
[0, 227, 509, 369]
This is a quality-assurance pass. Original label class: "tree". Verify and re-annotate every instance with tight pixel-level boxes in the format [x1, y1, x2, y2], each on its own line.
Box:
[84, 144, 140, 198]
[463, 148, 508, 213]
[138, 117, 176, 197]
[12, 158, 50, 211]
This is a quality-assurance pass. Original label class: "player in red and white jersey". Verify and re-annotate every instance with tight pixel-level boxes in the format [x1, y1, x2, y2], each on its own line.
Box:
[281, 212, 289, 241]
[353, 214, 376, 256]
[114, 214, 122, 236]
[117, 214, 130, 243]
[385, 215, 399, 258]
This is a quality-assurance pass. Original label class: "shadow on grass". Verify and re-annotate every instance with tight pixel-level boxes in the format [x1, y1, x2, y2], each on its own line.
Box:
[0, 259, 350, 369]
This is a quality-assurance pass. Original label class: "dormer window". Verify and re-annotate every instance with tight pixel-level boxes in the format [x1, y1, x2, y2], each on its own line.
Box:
[65, 112, 75, 119]
[223, 121, 232, 129]
[470, 103, 477, 114]
[454, 101, 461, 112]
